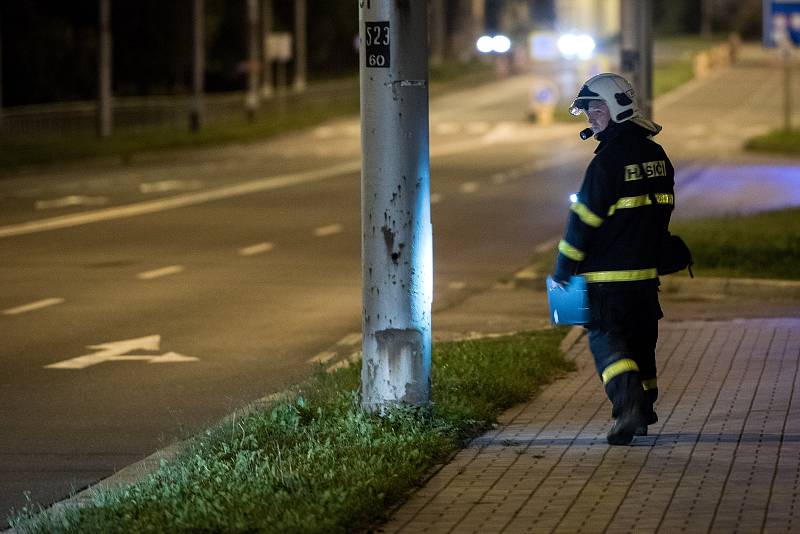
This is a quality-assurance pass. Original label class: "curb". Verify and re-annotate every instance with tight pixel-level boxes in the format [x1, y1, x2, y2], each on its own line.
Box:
[660, 274, 800, 299]
[512, 263, 800, 300]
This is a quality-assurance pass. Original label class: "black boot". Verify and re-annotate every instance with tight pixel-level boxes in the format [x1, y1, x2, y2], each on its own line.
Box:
[606, 372, 646, 446]
[634, 388, 659, 436]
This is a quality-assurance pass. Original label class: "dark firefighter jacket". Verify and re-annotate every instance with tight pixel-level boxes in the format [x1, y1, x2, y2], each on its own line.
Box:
[554, 120, 674, 285]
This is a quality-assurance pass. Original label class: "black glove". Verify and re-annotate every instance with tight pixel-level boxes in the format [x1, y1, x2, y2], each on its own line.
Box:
[552, 253, 573, 286]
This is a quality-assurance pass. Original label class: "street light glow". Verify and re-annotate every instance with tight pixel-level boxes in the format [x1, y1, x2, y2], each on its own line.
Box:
[557, 33, 596, 60]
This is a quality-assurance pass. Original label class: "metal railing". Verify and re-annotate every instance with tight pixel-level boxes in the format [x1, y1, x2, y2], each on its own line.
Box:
[0, 77, 359, 137]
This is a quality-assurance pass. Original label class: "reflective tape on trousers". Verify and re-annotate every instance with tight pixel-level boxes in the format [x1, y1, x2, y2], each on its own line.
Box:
[602, 358, 640, 384]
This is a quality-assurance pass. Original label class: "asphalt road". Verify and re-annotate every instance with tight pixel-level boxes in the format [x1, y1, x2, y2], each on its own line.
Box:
[1, 45, 798, 521]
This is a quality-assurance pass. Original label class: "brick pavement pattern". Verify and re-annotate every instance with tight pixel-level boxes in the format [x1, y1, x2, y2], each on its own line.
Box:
[382, 318, 800, 533]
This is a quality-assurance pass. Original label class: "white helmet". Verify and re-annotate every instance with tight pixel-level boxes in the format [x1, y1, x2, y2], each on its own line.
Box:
[569, 73, 661, 135]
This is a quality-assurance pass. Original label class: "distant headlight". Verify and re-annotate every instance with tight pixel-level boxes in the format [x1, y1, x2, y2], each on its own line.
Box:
[557, 33, 595, 60]
[477, 34, 512, 54]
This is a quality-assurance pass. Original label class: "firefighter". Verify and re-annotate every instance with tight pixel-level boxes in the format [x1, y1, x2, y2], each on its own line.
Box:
[551, 73, 674, 445]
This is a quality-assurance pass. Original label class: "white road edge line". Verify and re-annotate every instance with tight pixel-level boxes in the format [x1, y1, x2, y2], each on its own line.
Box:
[2, 298, 65, 316]
[314, 224, 343, 237]
[137, 265, 185, 280]
[0, 138, 554, 240]
[238, 242, 274, 256]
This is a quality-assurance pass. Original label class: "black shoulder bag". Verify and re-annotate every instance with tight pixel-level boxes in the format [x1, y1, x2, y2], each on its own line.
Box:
[657, 232, 694, 277]
[640, 162, 694, 278]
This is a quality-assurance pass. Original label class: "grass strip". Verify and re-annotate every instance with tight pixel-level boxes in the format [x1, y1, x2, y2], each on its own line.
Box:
[0, 61, 493, 176]
[670, 207, 800, 280]
[10, 328, 572, 533]
[744, 129, 800, 156]
[532, 208, 800, 281]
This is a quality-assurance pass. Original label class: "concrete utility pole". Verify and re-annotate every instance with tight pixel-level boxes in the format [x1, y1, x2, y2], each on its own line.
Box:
[261, 0, 274, 98]
[359, 0, 433, 412]
[97, 0, 113, 138]
[620, 0, 653, 120]
[293, 0, 307, 92]
[0, 6, 4, 131]
[246, 0, 260, 119]
[190, 0, 205, 132]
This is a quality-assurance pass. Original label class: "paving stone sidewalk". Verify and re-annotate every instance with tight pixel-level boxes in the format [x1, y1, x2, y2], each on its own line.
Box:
[382, 318, 800, 533]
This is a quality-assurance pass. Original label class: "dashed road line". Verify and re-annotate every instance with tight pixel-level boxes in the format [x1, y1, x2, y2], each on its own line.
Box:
[314, 224, 343, 237]
[326, 351, 362, 374]
[491, 173, 508, 184]
[35, 196, 108, 210]
[137, 265, 185, 280]
[308, 351, 338, 364]
[337, 333, 362, 347]
[448, 281, 467, 290]
[534, 236, 560, 253]
[459, 182, 480, 194]
[238, 242, 275, 256]
[2, 298, 65, 316]
[431, 193, 443, 204]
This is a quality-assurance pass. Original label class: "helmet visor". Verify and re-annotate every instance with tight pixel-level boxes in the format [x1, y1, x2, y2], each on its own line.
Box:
[568, 97, 594, 117]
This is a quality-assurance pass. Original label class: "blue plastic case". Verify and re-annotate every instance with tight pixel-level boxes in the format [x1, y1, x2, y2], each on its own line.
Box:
[546, 275, 590, 325]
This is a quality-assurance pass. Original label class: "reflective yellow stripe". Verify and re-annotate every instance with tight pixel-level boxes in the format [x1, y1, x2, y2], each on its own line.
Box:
[570, 202, 604, 228]
[642, 379, 658, 391]
[607, 193, 674, 216]
[602, 359, 640, 384]
[558, 240, 585, 261]
[583, 268, 658, 283]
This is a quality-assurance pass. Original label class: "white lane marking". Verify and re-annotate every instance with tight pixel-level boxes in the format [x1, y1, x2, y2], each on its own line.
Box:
[448, 281, 467, 290]
[312, 126, 336, 139]
[326, 360, 350, 373]
[337, 333, 362, 347]
[35, 196, 108, 210]
[534, 236, 560, 253]
[431, 193, 443, 204]
[45, 335, 198, 369]
[0, 139, 549, 240]
[491, 173, 508, 184]
[238, 242, 274, 256]
[466, 121, 490, 134]
[459, 182, 479, 194]
[514, 267, 538, 280]
[3, 298, 65, 316]
[482, 122, 518, 144]
[435, 122, 460, 135]
[314, 224, 343, 237]
[139, 180, 203, 194]
[137, 265, 184, 280]
[308, 351, 337, 364]
[0, 160, 361, 239]
[325, 351, 363, 373]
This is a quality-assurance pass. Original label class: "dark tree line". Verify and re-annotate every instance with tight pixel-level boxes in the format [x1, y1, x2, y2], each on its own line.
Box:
[0, 0, 358, 107]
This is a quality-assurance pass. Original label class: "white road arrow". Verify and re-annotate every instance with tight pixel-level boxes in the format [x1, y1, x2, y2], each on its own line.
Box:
[45, 335, 199, 370]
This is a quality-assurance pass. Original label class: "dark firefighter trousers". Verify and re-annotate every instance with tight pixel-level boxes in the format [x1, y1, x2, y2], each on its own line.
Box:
[586, 283, 662, 419]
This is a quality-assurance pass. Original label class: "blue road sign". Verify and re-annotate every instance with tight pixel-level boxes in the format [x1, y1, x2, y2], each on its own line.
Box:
[764, 1, 800, 47]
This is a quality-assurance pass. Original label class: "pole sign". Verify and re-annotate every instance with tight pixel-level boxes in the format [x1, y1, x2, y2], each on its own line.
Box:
[364, 21, 391, 68]
[764, 1, 800, 47]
